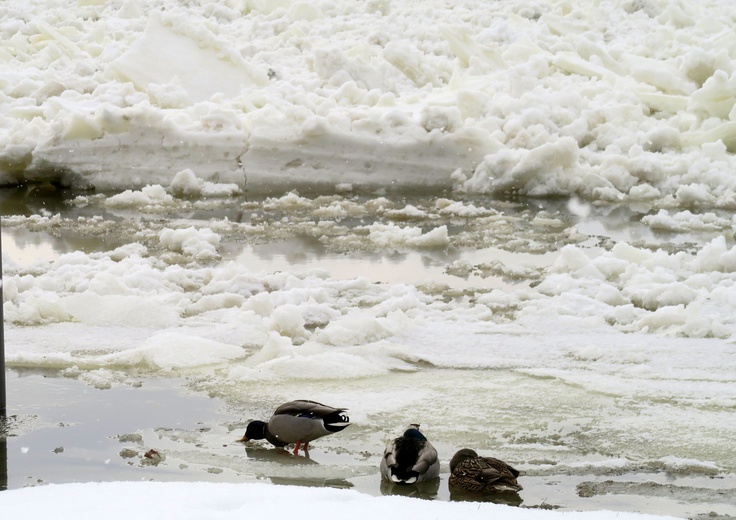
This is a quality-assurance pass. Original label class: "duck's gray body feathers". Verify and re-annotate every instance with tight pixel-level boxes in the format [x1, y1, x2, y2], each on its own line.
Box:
[241, 400, 349, 453]
[380, 425, 439, 485]
[449, 449, 522, 493]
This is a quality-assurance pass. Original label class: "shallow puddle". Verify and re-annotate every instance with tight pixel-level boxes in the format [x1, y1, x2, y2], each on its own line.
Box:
[2, 370, 231, 488]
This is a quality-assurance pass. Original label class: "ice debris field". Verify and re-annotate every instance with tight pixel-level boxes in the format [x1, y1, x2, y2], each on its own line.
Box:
[0, 0, 735, 204]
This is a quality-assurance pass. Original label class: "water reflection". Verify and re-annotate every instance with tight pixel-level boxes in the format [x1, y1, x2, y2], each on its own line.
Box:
[380, 478, 440, 500]
[243, 447, 354, 489]
[449, 487, 523, 507]
[0, 185, 77, 216]
[243, 446, 318, 465]
[269, 476, 354, 489]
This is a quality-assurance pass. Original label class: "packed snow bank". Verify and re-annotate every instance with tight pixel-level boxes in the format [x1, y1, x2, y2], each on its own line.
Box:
[1, 0, 736, 205]
[0, 481, 679, 520]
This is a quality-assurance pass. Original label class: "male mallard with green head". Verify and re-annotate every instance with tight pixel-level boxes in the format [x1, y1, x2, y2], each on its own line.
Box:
[238, 400, 350, 454]
[380, 424, 440, 485]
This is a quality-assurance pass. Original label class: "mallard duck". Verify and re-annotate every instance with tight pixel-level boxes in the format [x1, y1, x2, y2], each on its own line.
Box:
[380, 424, 440, 485]
[238, 400, 349, 454]
[449, 448, 522, 492]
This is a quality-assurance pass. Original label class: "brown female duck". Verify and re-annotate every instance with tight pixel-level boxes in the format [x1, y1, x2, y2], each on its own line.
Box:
[449, 448, 522, 492]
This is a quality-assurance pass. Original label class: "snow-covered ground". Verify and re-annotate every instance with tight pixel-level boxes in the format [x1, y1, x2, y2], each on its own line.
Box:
[0, 481, 681, 520]
[2, 0, 736, 518]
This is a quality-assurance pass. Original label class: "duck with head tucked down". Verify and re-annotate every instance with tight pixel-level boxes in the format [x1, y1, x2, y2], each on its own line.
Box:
[238, 400, 350, 455]
[449, 448, 522, 493]
[380, 424, 440, 485]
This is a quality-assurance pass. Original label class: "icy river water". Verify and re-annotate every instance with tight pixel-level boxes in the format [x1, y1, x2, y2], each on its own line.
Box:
[1, 186, 735, 519]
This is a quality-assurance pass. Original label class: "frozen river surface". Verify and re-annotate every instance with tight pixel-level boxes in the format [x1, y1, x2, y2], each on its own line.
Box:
[1, 187, 735, 519]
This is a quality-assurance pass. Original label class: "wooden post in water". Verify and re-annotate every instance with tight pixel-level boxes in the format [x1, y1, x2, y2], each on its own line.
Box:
[0, 213, 6, 490]
[0, 435, 6, 491]
[0, 436, 6, 490]
[0, 213, 5, 420]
